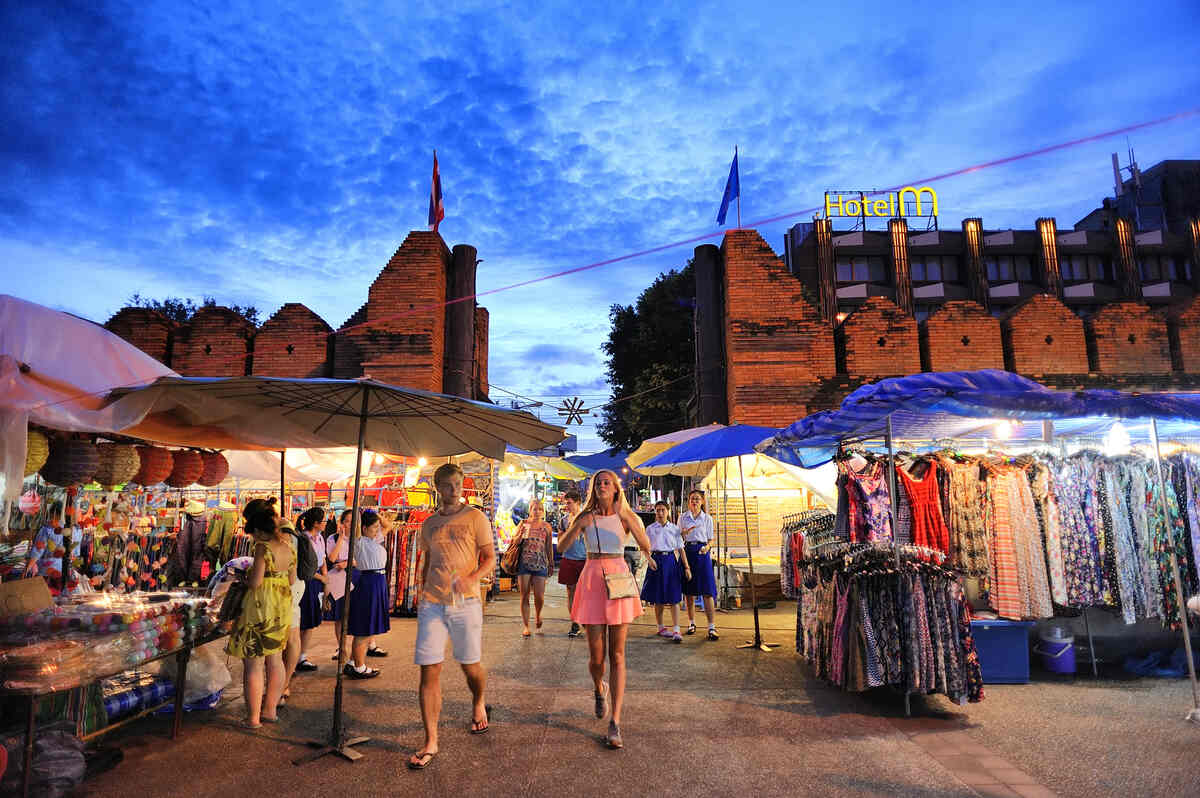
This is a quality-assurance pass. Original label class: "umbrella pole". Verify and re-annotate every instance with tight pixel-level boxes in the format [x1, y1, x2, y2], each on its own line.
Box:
[736, 455, 776, 652]
[1150, 419, 1200, 723]
[279, 451, 286, 518]
[296, 387, 372, 764]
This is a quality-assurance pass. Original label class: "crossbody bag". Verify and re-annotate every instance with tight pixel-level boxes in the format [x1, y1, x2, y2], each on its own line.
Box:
[590, 515, 639, 600]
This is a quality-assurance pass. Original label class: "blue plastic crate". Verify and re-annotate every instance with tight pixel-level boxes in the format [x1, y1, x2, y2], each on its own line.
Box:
[970, 619, 1034, 684]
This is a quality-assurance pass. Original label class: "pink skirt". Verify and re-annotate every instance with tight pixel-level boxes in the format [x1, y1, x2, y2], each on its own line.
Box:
[571, 558, 643, 626]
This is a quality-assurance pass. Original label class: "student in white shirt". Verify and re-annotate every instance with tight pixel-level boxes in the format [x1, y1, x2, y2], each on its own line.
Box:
[639, 501, 691, 642]
[680, 490, 719, 640]
[345, 509, 391, 679]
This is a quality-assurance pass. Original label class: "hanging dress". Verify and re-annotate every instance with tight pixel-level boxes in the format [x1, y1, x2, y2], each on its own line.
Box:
[895, 462, 950, 554]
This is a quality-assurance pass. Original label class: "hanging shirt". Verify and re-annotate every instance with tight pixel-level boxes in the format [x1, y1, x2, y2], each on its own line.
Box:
[680, 510, 714, 544]
[646, 521, 684, 552]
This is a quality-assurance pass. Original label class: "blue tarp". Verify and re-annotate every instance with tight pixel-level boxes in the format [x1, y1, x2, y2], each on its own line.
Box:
[639, 424, 781, 468]
[756, 370, 1200, 468]
[564, 447, 632, 475]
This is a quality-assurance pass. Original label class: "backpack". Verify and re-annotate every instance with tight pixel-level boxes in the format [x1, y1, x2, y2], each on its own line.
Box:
[291, 529, 320, 581]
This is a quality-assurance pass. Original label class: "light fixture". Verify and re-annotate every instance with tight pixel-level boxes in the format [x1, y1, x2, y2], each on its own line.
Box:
[373, 454, 385, 465]
[417, 457, 427, 467]
[993, 419, 1015, 440]
[507, 464, 516, 474]
[1103, 421, 1131, 456]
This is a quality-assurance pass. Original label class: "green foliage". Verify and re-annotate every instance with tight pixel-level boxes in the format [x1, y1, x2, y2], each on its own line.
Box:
[597, 262, 695, 450]
[127, 294, 260, 326]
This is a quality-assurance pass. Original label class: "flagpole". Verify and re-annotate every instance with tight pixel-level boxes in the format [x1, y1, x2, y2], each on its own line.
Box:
[735, 145, 741, 229]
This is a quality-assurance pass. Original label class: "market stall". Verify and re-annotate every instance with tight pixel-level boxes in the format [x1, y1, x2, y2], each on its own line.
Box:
[757, 369, 1200, 722]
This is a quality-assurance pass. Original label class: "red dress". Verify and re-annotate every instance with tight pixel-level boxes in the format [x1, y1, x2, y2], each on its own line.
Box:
[896, 462, 951, 554]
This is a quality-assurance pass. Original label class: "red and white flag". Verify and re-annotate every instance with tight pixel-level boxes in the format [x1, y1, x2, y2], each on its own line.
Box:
[428, 150, 445, 233]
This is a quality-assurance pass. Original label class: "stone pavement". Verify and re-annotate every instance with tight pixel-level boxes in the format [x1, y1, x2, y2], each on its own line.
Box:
[77, 585, 1198, 797]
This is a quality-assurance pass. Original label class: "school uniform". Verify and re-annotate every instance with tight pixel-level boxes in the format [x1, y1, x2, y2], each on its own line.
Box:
[640, 521, 684, 605]
[680, 510, 718, 598]
[324, 533, 349, 621]
[299, 530, 325, 630]
[347, 535, 390, 637]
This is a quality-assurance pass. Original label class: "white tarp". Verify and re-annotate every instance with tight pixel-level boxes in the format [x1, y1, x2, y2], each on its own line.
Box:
[0, 294, 176, 499]
[700, 454, 838, 510]
[222, 448, 374, 485]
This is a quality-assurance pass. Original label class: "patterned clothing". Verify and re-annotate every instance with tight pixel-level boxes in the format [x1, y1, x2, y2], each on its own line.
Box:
[226, 543, 293, 658]
[896, 462, 950, 554]
[843, 460, 894, 543]
[945, 459, 991, 584]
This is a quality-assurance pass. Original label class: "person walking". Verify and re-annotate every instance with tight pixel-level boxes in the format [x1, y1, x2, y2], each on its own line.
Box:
[680, 490, 719, 640]
[515, 500, 554, 637]
[408, 463, 496, 770]
[641, 501, 690, 642]
[293, 507, 327, 674]
[556, 489, 586, 637]
[558, 469, 653, 750]
[225, 502, 295, 729]
[345, 509, 390, 679]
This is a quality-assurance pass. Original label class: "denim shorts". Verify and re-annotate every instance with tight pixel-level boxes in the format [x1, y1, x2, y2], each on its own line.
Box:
[414, 598, 483, 666]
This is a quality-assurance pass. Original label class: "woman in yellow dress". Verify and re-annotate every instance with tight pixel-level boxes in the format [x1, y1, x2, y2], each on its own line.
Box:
[226, 500, 296, 728]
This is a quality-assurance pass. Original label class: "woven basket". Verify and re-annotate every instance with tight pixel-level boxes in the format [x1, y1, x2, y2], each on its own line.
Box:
[133, 446, 174, 486]
[94, 443, 141, 487]
[165, 450, 204, 488]
[24, 429, 50, 476]
[39, 439, 100, 487]
[197, 451, 230, 486]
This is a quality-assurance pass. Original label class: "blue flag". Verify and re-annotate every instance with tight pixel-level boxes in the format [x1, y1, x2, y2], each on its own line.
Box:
[716, 148, 739, 226]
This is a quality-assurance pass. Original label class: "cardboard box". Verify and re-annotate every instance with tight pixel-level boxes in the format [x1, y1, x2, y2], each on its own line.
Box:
[0, 577, 53, 618]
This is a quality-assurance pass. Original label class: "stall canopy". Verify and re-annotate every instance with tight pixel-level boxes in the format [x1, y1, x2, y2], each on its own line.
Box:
[104, 376, 565, 459]
[222, 448, 374, 485]
[638, 425, 780, 477]
[0, 294, 176, 498]
[627, 423, 724, 475]
[564, 447, 631, 476]
[503, 447, 589, 480]
[757, 370, 1200, 468]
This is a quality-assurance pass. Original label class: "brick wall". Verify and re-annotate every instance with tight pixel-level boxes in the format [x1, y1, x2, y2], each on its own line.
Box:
[171, 306, 254, 376]
[474, 305, 489, 399]
[841, 296, 921, 377]
[920, 301, 1004, 372]
[1168, 295, 1200, 372]
[1001, 294, 1089, 374]
[104, 308, 174, 364]
[722, 229, 835, 425]
[1085, 301, 1172, 374]
[251, 303, 331, 377]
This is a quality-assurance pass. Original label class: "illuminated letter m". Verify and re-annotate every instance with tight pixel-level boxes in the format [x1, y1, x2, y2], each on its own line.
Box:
[897, 186, 939, 217]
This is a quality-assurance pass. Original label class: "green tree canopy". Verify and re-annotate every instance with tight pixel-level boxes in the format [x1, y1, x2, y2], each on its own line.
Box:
[127, 293, 260, 326]
[597, 262, 695, 450]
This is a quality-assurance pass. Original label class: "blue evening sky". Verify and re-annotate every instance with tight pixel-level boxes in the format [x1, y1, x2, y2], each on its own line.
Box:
[3, 0, 1199, 452]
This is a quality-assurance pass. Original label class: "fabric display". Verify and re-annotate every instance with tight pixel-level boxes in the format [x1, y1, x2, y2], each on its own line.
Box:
[796, 543, 984, 704]
[387, 508, 430, 616]
[780, 510, 836, 599]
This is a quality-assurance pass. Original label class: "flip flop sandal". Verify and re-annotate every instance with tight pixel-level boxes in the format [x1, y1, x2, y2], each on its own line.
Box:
[594, 682, 609, 719]
[407, 751, 437, 770]
[260, 715, 279, 724]
[469, 704, 493, 734]
[240, 719, 262, 730]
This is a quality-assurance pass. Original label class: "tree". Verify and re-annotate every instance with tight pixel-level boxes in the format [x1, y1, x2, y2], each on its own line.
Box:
[127, 294, 260, 326]
[597, 262, 695, 450]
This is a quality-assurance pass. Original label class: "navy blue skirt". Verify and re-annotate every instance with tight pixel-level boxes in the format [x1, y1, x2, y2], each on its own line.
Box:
[347, 570, 391, 637]
[641, 551, 683, 605]
[299, 576, 323, 630]
[682, 542, 717, 598]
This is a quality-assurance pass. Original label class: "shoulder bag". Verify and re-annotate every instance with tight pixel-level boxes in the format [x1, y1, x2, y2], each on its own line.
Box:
[500, 527, 525, 576]
[591, 515, 639, 600]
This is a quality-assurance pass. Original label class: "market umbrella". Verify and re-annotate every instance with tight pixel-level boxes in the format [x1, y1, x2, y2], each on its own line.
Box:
[104, 375, 566, 759]
[639, 424, 782, 652]
[625, 423, 724, 475]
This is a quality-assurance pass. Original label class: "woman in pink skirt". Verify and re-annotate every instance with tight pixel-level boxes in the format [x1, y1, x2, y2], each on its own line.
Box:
[557, 468, 653, 750]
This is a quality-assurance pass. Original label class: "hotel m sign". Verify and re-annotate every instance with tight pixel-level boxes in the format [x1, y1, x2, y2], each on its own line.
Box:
[824, 186, 939, 219]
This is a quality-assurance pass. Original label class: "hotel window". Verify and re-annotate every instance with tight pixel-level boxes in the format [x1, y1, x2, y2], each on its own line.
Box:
[984, 254, 1033, 282]
[1139, 255, 1192, 282]
[1060, 254, 1112, 283]
[835, 255, 887, 283]
[911, 255, 961, 284]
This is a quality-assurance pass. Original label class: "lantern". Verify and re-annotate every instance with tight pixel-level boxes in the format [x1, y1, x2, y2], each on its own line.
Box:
[39, 439, 100, 487]
[133, 446, 174, 486]
[24, 429, 50, 476]
[94, 443, 141, 487]
[166, 450, 203, 488]
[197, 451, 230, 487]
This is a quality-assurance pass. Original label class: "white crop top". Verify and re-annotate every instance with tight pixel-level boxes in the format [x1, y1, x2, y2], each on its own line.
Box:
[585, 512, 627, 555]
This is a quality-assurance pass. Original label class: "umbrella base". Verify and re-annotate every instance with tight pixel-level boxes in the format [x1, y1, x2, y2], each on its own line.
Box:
[293, 735, 371, 765]
[737, 639, 779, 652]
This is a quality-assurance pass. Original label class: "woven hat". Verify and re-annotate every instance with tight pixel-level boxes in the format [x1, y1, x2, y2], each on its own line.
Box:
[94, 443, 141, 488]
[197, 451, 230, 486]
[183, 499, 206, 515]
[39, 439, 100, 487]
[165, 450, 203, 488]
[133, 446, 174, 486]
[24, 429, 50, 477]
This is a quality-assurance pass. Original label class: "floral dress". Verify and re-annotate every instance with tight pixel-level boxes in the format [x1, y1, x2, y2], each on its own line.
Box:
[226, 543, 294, 658]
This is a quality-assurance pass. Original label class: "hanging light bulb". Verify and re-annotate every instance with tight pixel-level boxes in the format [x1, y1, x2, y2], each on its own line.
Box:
[993, 419, 1015, 440]
[417, 457, 428, 467]
[373, 454, 385, 465]
[1103, 421, 1131, 456]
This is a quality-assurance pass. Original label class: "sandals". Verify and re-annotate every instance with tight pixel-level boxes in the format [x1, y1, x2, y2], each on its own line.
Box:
[521, 628, 531, 638]
[686, 623, 697, 635]
[260, 715, 279, 724]
[407, 751, 437, 770]
[606, 721, 623, 750]
[240, 719, 262, 730]
[469, 704, 492, 734]
[535, 618, 544, 633]
[594, 682, 609, 719]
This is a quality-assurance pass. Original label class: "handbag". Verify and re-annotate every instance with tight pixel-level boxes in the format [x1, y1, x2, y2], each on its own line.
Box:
[217, 577, 249, 624]
[591, 517, 639, 600]
[500, 534, 525, 576]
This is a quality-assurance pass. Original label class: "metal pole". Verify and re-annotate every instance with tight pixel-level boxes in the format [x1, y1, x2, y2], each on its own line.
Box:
[279, 450, 286, 519]
[885, 414, 910, 716]
[736, 454, 775, 651]
[1082, 608, 1099, 677]
[1150, 418, 1200, 722]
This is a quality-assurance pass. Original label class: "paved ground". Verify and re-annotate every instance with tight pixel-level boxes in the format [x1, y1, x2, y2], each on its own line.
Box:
[78, 585, 1200, 798]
